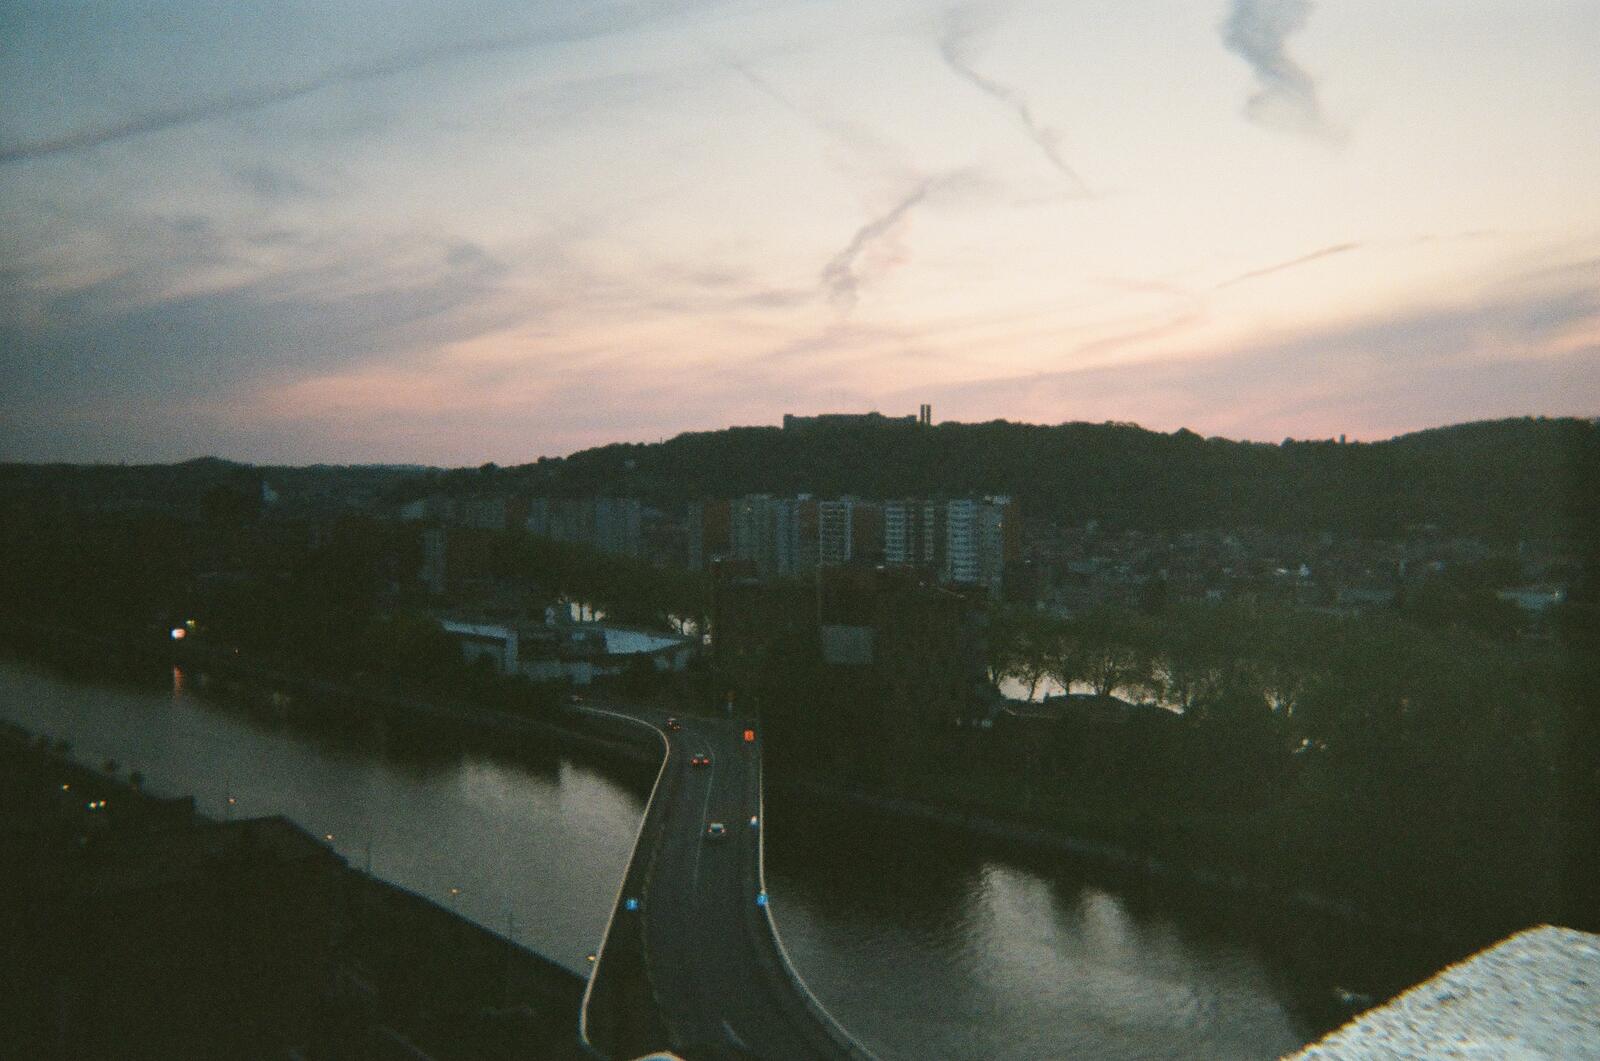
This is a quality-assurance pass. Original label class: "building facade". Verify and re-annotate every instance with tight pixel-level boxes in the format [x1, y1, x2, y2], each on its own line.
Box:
[817, 499, 855, 566]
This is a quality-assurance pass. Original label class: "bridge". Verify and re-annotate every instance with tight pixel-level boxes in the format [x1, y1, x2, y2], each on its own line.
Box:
[576, 704, 875, 1060]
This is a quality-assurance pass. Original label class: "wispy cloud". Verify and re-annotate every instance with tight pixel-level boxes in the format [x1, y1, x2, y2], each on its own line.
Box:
[712, 44, 920, 192]
[233, 163, 318, 202]
[0, 3, 698, 165]
[1219, 0, 1340, 140]
[820, 182, 936, 308]
[939, 3, 1090, 194]
[717, 48, 802, 114]
[1216, 241, 1360, 288]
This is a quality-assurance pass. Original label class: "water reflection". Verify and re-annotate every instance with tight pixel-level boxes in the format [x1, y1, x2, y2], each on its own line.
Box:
[0, 658, 644, 973]
[2, 657, 1452, 1059]
[764, 790, 1444, 1061]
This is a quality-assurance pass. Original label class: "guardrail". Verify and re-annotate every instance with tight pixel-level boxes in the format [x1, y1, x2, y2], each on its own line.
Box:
[579, 713, 877, 1060]
[753, 747, 879, 1061]
[577, 708, 673, 1058]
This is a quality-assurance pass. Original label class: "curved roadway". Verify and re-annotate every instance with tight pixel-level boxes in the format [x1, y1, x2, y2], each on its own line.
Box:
[579, 705, 873, 1061]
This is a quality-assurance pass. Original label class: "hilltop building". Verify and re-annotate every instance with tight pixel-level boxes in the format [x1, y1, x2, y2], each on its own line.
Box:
[781, 405, 930, 432]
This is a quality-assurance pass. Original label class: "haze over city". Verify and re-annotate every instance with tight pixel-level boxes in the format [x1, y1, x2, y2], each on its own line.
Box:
[2, 0, 1597, 465]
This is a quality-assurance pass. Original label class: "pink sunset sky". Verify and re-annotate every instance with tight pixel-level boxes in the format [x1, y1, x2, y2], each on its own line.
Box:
[2, 0, 1596, 464]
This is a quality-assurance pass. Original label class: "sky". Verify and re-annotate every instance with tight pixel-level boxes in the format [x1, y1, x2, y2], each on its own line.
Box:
[2, 0, 1597, 465]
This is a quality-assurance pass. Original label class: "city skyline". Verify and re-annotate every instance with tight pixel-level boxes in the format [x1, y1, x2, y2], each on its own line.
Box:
[3, 0, 1597, 465]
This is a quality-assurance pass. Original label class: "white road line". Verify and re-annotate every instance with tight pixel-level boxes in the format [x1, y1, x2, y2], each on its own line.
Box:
[691, 751, 717, 889]
[723, 1019, 751, 1053]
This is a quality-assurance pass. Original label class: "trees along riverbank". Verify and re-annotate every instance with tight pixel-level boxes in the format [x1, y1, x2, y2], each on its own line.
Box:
[0, 504, 710, 716]
[787, 598, 1570, 949]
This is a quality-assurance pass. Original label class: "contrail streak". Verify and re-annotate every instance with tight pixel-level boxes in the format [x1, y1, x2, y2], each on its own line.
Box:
[821, 182, 934, 308]
[1, 6, 690, 165]
[716, 49, 801, 114]
[1216, 242, 1359, 288]
[939, 4, 1090, 195]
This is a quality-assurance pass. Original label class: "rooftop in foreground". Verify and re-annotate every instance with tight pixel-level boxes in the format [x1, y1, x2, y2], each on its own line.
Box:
[1291, 925, 1600, 1060]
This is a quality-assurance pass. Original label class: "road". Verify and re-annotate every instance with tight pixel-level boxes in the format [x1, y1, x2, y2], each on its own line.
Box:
[579, 705, 871, 1060]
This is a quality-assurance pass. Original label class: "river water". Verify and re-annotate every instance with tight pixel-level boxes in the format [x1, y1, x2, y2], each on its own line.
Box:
[1, 657, 1443, 1060]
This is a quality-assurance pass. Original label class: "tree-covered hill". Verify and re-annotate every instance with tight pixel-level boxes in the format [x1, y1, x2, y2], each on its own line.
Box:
[5, 415, 1592, 541]
[477, 415, 1594, 540]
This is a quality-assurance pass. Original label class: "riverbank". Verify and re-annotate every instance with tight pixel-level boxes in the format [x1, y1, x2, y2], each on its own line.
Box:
[0, 619, 660, 770]
[0, 719, 587, 1060]
[3, 623, 1460, 953]
[2, 628, 1457, 1058]
[772, 776, 1464, 952]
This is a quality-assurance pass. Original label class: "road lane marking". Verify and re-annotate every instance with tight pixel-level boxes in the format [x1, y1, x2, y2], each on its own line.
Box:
[692, 753, 716, 889]
[722, 1019, 751, 1052]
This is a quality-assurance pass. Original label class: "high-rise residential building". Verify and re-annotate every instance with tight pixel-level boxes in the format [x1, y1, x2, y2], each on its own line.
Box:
[817, 499, 856, 566]
[687, 499, 732, 571]
[420, 527, 447, 595]
[732, 494, 779, 576]
[884, 499, 939, 566]
[977, 499, 1009, 595]
[850, 500, 884, 564]
[547, 499, 592, 545]
[943, 499, 979, 585]
[593, 497, 642, 558]
[942, 496, 1016, 597]
[686, 502, 704, 571]
[525, 497, 551, 538]
[459, 496, 509, 531]
[772, 497, 808, 577]
[526, 497, 642, 557]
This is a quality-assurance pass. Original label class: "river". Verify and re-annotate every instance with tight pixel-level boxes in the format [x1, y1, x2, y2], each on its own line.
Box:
[1, 656, 1444, 1060]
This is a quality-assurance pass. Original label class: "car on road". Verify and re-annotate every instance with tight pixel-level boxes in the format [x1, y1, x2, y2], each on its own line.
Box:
[690, 753, 711, 767]
[665, 717, 682, 731]
[704, 821, 727, 841]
